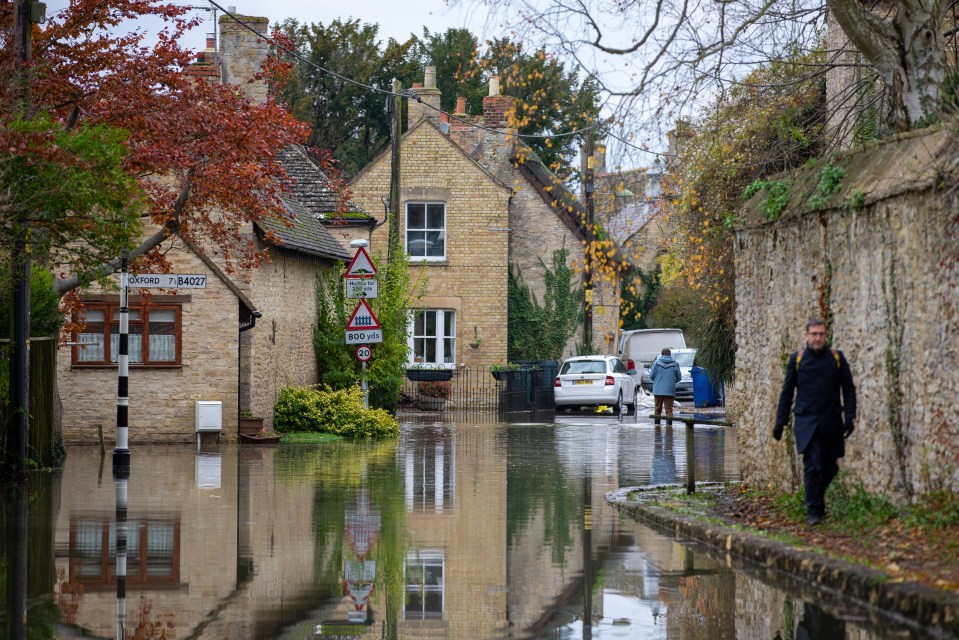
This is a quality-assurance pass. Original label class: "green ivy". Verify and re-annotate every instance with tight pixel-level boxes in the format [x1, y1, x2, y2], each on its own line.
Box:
[507, 249, 583, 361]
[743, 179, 793, 221]
[807, 162, 846, 209]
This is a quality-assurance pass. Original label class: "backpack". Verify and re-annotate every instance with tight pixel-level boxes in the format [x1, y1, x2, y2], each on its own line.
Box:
[795, 348, 840, 370]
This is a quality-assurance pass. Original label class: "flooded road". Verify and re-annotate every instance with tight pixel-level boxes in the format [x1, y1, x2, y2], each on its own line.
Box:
[0, 416, 947, 638]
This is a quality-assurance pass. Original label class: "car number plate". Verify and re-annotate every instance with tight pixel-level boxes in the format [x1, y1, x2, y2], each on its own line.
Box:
[573, 379, 592, 385]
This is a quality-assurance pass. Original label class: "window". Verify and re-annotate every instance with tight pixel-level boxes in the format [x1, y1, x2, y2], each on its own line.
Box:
[406, 202, 446, 260]
[73, 301, 181, 366]
[404, 550, 444, 620]
[410, 310, 455, 366]
[69, 516, 180, 589]
[403, 428, 455, 513]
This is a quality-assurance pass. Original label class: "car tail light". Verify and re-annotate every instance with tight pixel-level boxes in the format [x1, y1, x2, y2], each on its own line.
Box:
[605, 376, 615, 386]
[627, 359, 635, 370]
[553, 377, 561, 387]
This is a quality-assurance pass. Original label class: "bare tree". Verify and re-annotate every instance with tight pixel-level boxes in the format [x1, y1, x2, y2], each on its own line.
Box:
[455, 0, 951, 136]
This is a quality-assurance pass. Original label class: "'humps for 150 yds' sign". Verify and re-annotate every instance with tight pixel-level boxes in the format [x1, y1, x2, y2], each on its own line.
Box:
[122, 273, 207, 289]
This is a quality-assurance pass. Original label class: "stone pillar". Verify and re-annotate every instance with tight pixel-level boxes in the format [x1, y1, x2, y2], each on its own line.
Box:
[218, 13, 269, 103]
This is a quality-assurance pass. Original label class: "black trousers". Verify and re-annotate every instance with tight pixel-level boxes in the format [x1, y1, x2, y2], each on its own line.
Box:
[802, 426, 839, 516]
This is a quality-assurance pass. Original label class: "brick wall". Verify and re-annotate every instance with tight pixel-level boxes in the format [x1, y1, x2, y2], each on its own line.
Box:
[351, 121, 512, 368]
[57, 244, 240, 444]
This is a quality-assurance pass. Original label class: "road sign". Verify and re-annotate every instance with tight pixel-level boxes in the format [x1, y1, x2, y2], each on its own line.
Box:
[345, 247, 377, 278]
[356, 345, 372, 361]
[346, 278, 378, 299]
[346, 300, 382, 344]
[346, 300, 380, 330]
[121, 273, 207, 289]
[347, 330, 382, 344]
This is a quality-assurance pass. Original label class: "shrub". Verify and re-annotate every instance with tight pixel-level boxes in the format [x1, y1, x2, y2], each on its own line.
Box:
[417, 381, 451, 399]
[273, 384, 399, 438]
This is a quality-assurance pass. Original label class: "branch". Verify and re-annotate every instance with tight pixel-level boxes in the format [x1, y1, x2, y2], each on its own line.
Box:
[825, 0, 898, 71]
[53, 169, 194, 296]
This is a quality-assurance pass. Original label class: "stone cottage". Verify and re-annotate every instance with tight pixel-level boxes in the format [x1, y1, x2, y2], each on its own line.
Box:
[56, 14, 362, 443]
[349, 70, 625, 369]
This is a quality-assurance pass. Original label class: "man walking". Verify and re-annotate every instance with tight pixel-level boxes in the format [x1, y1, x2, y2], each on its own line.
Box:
[650, 348, 682, 426]
[774, 319, 857, 525]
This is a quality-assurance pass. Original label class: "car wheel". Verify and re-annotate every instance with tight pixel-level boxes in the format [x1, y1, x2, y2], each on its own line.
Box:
[612, 391, 623, 415]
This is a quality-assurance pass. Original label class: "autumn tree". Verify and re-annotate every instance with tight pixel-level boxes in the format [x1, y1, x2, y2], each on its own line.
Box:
[0, 0, 310, 297]
[666, 51, 827, 382]
[276, 18, 420, 177]
[452, 0, 955, 137]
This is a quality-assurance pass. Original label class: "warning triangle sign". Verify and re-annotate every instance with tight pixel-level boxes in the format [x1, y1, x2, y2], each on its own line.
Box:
[345, 247, 377, 278]
[346, 299, 381, 331]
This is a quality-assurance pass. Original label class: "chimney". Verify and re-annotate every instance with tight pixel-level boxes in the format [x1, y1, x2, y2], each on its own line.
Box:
[483, 76, 515, 130]
[185, 31, 219, 82]
[408, 65, 442, 127]
[449, 95, 482, 152]
[218, 13, 270, 103]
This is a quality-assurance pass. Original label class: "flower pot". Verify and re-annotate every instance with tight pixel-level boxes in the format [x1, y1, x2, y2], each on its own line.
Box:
[239, 417, 264, 436]
[406, 369, 453, 382]
[491, 369, 521, 382]
[416, 395, 447, 411]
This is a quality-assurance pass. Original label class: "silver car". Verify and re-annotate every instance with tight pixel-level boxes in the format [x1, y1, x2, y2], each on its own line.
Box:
[553, 355, 637, 414]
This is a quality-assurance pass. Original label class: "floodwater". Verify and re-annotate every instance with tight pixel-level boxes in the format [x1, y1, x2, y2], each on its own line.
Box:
[0, 415, 949, 639]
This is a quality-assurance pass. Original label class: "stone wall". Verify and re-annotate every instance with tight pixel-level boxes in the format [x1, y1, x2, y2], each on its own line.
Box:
[731, 126, 959, 500]
[246, 248, 329, 429]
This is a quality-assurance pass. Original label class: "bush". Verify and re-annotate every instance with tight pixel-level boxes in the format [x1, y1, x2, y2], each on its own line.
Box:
[273, 384, 399, 439]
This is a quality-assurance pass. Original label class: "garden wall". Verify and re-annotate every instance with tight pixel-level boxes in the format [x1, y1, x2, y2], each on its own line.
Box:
[730, 125, 959, 501]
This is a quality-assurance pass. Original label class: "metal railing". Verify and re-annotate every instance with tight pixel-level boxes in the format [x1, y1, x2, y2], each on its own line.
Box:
[401, 364, 559, 421]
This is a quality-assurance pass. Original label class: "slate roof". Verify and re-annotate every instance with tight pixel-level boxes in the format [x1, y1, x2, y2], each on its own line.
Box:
[255, 195, 352, 261]
[277, 145, 370, 221]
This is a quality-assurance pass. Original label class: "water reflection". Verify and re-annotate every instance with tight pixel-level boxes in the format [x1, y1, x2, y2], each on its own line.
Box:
[0, 421, 948, 639]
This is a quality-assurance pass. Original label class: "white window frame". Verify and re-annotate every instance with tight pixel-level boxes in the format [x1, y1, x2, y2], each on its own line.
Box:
[404, 550, 445, 620]
[405, 202, 446, 261]
[409, 309, 456, 367]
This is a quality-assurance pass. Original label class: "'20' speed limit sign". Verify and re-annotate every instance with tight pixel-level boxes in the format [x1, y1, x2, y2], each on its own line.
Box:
[356, 345, 372, 362]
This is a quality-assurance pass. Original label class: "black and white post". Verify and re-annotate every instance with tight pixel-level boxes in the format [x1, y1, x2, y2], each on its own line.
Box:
[114, 476, 128, 639]
[113, 254, 131, 475]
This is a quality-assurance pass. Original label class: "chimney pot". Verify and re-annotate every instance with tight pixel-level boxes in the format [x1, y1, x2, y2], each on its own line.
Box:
[455, 96, 466, 114]
[424, 65, 437, 89]
[227, 5, 236, 12]
[489, 76, 500, 96]
[440, 113, 449, 123]
[205, 33, 216, 51]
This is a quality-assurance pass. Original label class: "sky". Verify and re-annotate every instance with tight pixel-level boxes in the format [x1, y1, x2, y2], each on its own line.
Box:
[45, 0, 489, 54]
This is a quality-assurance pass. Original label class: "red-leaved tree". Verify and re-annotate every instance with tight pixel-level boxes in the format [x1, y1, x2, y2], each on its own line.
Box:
[0, 0, 310, 295]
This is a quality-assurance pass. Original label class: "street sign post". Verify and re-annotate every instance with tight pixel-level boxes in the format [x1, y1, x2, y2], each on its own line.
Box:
[345, 246, 379, 407]
[356, 346, 372, 362]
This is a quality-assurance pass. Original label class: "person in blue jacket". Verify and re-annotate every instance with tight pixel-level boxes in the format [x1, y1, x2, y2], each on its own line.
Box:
[774, 319, 857, 526]
[649, 348, 682, 426]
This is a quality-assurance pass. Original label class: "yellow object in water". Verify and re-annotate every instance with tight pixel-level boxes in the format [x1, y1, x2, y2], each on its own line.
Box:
[596, 405, 611, 413]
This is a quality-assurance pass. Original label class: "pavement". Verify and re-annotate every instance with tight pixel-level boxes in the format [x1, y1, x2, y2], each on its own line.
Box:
[606, 487, 959, 637]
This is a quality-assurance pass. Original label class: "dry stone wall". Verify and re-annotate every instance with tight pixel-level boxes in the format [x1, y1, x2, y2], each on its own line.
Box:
[732, 126, 959, 500]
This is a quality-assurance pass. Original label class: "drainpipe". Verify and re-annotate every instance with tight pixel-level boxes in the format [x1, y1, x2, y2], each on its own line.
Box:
[237, 310, 262, 427]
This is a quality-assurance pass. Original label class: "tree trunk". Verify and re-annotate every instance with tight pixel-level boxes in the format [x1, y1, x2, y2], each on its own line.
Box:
[827, 0, 946, 130]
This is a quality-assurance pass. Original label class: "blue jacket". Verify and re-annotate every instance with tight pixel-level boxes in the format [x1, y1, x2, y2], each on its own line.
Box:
[649, 356, 682, 396]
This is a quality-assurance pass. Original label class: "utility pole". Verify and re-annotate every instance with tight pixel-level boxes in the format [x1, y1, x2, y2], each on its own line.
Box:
[583, 126, 595, 354]
[11, 0, 43, 477]
[387, 79, 402, 265]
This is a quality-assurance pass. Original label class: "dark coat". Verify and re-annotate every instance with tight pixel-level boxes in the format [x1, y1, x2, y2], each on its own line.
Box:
[776, 345, 857, 457]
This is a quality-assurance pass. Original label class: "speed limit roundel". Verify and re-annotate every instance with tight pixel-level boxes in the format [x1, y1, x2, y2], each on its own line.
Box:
[356, 345, 372, 362]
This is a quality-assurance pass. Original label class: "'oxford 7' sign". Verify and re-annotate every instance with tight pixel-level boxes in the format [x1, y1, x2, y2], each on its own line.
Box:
[122, 273, 207, 289]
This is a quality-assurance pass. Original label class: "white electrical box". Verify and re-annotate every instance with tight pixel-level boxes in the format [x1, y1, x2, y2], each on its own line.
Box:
[195, 401, 222, 446]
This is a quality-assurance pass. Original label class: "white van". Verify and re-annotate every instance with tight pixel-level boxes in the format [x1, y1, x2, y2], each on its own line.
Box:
[618, 328, 687, 377]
